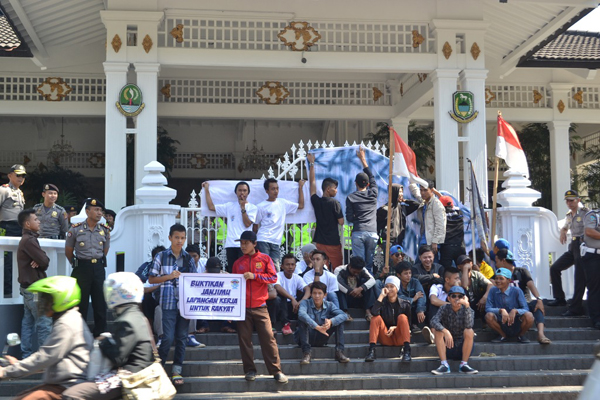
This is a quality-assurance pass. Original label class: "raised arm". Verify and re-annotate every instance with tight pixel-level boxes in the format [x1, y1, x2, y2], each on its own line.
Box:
[307, 153, 317, 196]
[298, 180, 306, 209]
[201, 181, 216, 211]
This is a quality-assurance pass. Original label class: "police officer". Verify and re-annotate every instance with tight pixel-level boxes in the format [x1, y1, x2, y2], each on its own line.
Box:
[548, 190, 589, 316]
[64, 205, 78, 224]
[581, 208, 600, 330]
[65, 198, 110, 336]
[0, 164, 27, 296]
[33, 184, 69, 239]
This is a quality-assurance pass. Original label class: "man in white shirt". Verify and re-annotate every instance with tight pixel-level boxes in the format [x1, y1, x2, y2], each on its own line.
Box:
[422, 268, 460, 344]
[303, 250, 340, 308]
[203, 181, 258, 272]
[296, 243, 316, 275]
[255, 178, 305, 271]
[268, 253, 311, 335]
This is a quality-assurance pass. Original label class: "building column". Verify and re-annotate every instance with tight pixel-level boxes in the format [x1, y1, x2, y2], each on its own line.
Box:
[103, 62, 129, 210]
[549, 120, 572, 216]
[460, 69, 489, 205]
[134, 63, 160, 198]
[390, 117, 409, 144]
[431, 69, 460, 198]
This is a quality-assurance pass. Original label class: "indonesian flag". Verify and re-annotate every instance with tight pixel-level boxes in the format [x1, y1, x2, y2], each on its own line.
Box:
[496, 114, 529, 178]
[391, 128, 428, 187]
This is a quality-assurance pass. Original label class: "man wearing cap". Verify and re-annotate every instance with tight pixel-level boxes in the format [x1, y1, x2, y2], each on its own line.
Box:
[376, 245, 405, 286]
[490, 238, 510, 266]
[104, 209, 116, 229]
[422, 268, 461, 343]
[1, 164, 27, 296]
[295, 243, 316, 276]
[548, 190, 588, 316]
[485, 267, 534, 343]
[409, 180, 446, 255]
[495, 249, 551, 344]
[232, 230, 288, 384]
[33, 184, 69, 239]
[580, 208, 600, 330]
[65, 198, 111, 336]
[345, 148, 378, 272]
[65, 205, 78, 224]
[430, 286, 478, 375]
[365, 275, 412, 362]
[457, 254, 493, 321]
[438, 196, 466, 269]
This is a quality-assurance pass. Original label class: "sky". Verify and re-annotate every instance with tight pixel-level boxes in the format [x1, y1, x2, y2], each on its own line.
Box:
[568, 6, 600, 32]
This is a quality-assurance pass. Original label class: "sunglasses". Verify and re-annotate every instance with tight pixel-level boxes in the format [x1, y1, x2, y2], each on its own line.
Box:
[449, 294, 464, 299]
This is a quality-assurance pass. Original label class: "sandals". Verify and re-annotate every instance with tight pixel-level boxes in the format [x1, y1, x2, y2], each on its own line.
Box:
[195, 327, 210, 334]
[538, 336, 551, 345]
[171, 374, 184, 386]
[221, 326, 237, 333]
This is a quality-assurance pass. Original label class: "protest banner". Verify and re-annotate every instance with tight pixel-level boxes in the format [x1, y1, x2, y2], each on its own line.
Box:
[179, 273, 246, 321]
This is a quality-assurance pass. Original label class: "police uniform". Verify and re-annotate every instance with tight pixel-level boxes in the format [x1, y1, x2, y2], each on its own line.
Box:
[0, 164, 26, 296]
[549, 190, 589, 314]
[33, 184, 70, 239]
[580, 209, 600, 329]
[65, 198, 110, 335]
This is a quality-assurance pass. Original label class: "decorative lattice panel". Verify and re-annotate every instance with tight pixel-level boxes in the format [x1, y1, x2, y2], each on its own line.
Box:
[0, 76, 106, 102]
[569, 86, 600, 110]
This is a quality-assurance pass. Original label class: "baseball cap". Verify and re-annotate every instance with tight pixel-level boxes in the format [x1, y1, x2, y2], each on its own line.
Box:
[355, 172, 369, 188]
[564, 190, 579, 199]
[301, 243, 317, 255]
[205, 257, 223, 273]
[494, 268, 512, 280]
[504, 250, 515, 262]
[390, 245, 404, 256]
[448, 286, 466, 296]
[235, 230, 257, 242]
[494, 239, 510, 250]
[439, 195, 454, 207]
[456, 254, 472, 266]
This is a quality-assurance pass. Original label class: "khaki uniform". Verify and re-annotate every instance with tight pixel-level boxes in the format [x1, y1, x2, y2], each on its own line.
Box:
[33, 203, 69, 239]
[0, 183, 25, 296]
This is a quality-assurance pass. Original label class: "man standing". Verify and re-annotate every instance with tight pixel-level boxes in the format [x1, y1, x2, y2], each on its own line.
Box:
[65, 198, 110, 336]
[438, 196, 466, 269]
[376, 184, 419, 248]
[430, 286, 478, 375]
[233, 230, 288, 383]
[409, 180, 446, 256]
[255, 178, 305, 271]
[580, 209, 600, 330]
[346, 148, 378, 269]
[307, 153, 344, 270]
[548, 190, 588, 317]
[33, 184, 69, 239]
[1, 164, 27, 296]
[203, 181, 258, 272]
[16, 209, 52, 358]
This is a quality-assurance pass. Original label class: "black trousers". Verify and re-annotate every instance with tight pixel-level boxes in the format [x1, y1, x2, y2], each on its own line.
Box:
[581, 252, 600, 325]
[225, 247, 243, 273]
[71, 261, 107, 336]
[550, 239, 585, 313]
[1, 221, 21, 296]
[439, 244, 466, 270]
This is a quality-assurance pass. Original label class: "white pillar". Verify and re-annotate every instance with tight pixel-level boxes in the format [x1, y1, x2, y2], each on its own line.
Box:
[460, 69, 489, 205]
[549, 120, 572, 216]
[103, 62, 129, 210]
[431, 69, 460, 197]
[390, 117, 409, 144]
[134, 63, 160, 198]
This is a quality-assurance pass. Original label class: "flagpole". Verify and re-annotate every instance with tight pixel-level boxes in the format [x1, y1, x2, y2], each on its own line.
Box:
[490, 110, 502, 248]
[468, 159, 477, 266]
[384, 125, 395, 273]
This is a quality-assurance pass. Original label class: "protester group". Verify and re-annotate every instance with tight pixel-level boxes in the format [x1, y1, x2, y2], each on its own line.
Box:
[1, 147, 600, 398]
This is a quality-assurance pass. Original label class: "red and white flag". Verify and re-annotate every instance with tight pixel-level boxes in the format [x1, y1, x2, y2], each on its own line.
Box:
[496, 113, 529, 178]
[391, 128, 428, 187]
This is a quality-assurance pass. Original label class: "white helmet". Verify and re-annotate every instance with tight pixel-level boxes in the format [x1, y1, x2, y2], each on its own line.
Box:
[104, 272, 144, 310]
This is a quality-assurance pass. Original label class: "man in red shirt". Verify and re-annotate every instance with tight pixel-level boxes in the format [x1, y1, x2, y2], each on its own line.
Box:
[233, 230, 288, 384]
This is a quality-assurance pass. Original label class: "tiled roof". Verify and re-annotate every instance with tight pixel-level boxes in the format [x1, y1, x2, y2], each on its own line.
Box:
[0, 7, 20, 51]
[531, 31, 600, 61]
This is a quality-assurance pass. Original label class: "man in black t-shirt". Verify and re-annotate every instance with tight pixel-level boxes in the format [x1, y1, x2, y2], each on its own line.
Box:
[495, 249, 551, 345]
[307, 153, 344, 271]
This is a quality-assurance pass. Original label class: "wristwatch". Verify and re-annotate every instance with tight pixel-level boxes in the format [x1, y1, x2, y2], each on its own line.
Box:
[241, 209, 246, 214]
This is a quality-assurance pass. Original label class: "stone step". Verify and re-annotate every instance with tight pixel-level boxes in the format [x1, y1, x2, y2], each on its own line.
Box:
[173, 369, 590, 394]
[192, 327, 600, 346]
[172, 385, 583, 400]
[176, 340, 598, 361]
[176, 354, 595, 376]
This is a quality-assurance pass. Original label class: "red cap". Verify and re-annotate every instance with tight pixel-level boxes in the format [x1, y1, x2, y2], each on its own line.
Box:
[439, 195, 454, 207]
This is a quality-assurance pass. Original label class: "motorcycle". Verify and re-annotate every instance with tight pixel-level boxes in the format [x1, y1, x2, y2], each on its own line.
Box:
[0, 333, 21, 367]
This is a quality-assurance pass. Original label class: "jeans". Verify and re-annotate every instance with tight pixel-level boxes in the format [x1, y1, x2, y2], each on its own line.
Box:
[267, 295, 297, 325]
[295, 320, 345, 353]
[225, 247, 243, 273]
[257, 241, 281, 271]
[20, 288, 52, 358]
[327, 292, 340, 309]
[337, 285, 378, 311]
[351, 231, 378, 271]
[158, 308, 189, 373]
[438, 244, 465, 270]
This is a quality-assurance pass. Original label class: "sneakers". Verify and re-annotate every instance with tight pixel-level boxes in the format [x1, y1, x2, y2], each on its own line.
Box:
[517, 335, 530, 343]
[274, 372, 288, 384]
[431, 364, 450, 375]
[400, 345, 411, 362]
[491, 335, 507, 343]
[156, 336, 162, 348]
[245, 371, 256, 381]
[365, 349, 376, 362]
[186, 335, 206, 348]
[335, 350, 350, 363]
[411, 324, 422, 334]
[282, 322, 293, 336]
[459, 364, 478, 374]
[300, 352, 311, 365]
[422, 326, 434, 344]
[345, 312, 354, 322]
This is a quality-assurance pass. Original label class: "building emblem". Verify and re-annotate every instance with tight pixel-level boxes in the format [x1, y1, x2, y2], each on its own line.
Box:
[116, 84, 145, 117]
[449, 91, 478, 123]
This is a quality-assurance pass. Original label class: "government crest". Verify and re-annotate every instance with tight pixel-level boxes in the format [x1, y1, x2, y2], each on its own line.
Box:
[116, 84, 145, 117]
[449, 91, 478, 123]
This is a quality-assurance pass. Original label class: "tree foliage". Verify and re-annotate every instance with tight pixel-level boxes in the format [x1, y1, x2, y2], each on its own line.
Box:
[22, 165, 89, 208]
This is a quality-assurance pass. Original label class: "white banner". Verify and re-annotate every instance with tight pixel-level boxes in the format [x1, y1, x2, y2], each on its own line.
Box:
[178, 273, 246, 321]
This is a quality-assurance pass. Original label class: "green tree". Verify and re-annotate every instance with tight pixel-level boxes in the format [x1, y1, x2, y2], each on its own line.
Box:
[22, 165, 90, 208]
[579, 142, 600, 206]
[364, 121, 435, 175]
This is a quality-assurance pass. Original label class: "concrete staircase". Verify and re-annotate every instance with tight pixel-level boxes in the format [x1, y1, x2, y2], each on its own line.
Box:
[0, 305, 597, 399]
